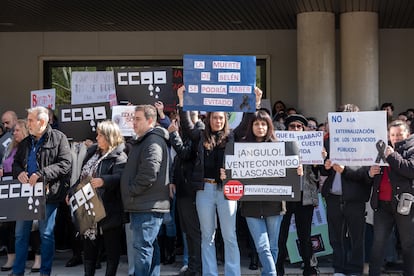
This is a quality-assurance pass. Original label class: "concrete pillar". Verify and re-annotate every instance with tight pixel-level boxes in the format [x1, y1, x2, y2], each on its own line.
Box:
[340, 12, 379, 111]
[297, 12, 336, 123]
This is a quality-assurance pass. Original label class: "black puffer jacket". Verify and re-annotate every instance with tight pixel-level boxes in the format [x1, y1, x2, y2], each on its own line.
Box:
[170, 127, 201, 198]
[13, 125, 72, 203]
[79, 144, 127, 230]
[121, 127, 170, 213]
[371, 135, 414, 210]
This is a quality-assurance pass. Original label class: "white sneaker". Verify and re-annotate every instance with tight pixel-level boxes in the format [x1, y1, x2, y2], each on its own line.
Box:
[179, 265, 188, 273]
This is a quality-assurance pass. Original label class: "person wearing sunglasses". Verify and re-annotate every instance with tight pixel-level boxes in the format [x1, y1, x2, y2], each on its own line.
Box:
[276, 114, 320, 276]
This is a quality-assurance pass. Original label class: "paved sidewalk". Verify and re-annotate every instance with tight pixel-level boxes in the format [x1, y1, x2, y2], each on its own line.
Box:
[0, 251, 403, 275]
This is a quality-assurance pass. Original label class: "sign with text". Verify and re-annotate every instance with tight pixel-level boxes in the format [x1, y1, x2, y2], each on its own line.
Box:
[183, 54, 256, 112]
[287, 194, 333, 263]
[275, 131, 324, 164]
[0, 180, 45, 221]
[112, 105, 136, 137]
[328, 111, 388, 166]
[0, 132, 12, 160]
[31, 88, 56, 110]
[71, 71, 117, 106]
[114, 67, 175, 110]
[224, 141, 301, 201]
[59, 102, 110, 141]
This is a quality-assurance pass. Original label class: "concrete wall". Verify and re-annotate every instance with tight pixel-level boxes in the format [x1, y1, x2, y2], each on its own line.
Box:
[0, 29, 413, 119]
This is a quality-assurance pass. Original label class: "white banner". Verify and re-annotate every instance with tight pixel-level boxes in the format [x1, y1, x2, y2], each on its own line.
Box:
[328, 111, 388, 166]
[31, 88, 56, 110]
[225, 142, 299, 178]
[112, 105, 136, 137]
[71, 71, 117, 105]
[275, 131, 324, 164]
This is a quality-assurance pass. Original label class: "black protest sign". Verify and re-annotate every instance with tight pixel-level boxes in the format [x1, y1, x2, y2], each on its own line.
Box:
[0, 180, 46, 221]
[224, 141, 301, 201]
[58, 102, 110, 141]
[114, 67, 175, 111]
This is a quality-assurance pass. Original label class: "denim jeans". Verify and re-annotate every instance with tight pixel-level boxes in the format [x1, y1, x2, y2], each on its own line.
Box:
[246, 215, 283, 276]
[369, 201, 414, 276]
[130, 212, 164, 276]
[125, 222, 135, 275]
[196, 183, 240, 276]
[13, 203, 58, 276]
[182, 232, 189, 266]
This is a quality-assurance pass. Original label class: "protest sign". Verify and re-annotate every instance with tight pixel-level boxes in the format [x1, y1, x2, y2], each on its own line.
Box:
[31, 88, 56, 110]
[328, 111, 388, 166]
[183, 54, 256, 112]
[71, 71, 117, 106]
[0, 132, 12, 161]
[114, 67, 175, 111]
[0, 180, 45, 221]
[112, 105, 136, 137]
[224, 141, 301, 201]
[58, 102, 110, 141]
[286, 194, 333, 263]
[275, 131, 324, 164]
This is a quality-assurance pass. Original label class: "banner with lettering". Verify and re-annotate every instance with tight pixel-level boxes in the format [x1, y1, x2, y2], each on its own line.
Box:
[114, 67, 176, 111]
[328, 111, 388, 166]
[58, 102, 110, 141]
[0, 180, 45, 221]
[71, 71, 117, 106]
[286, 194, 333, 263]
[275, 131, 324, 164]
[112, 105, 136, 137]
[223, 141, 301, 201]
[31, 88, 56, 110]
[183, 54, 256, 112]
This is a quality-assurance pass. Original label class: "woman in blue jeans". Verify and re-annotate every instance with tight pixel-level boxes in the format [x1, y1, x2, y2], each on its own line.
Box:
[223, 109, 287, 276]
[177, 86, 263, 275]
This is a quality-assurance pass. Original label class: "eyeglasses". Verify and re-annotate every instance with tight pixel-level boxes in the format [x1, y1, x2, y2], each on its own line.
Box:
[288, 123, 303, 129]
[308, 124, 317, 130]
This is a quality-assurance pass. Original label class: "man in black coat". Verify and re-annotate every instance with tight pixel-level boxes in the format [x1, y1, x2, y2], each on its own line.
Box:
[12, 106, 72, 276]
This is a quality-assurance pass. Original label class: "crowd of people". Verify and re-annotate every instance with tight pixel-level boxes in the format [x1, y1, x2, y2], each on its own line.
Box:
[0, 91, 413, 276]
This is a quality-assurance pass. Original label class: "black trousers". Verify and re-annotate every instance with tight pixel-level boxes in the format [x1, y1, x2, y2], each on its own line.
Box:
[369, 201, 414, 276]
[277, 201, 315, 275]
[177, 196, 202, 274]
[83, 225, 122, 276]
[325, 195, 366, 275]
[0, 221, 15, 253]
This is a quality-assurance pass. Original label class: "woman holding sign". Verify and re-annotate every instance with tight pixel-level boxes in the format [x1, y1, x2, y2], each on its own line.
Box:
[176, 86, 262, 276]
[276, 114, 320, 276]
[68, 120, 127, 276]
[233, 109, 286, 276]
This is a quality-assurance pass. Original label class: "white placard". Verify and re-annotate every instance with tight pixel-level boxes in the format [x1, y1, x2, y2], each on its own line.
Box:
[225, 142, 300, 178]
[71, 71, 116, 105]
[328, 111, 388, 166]
[31, 88, 56, 110]
[275, 131, 324, 164]
[112, 105, 136, 137]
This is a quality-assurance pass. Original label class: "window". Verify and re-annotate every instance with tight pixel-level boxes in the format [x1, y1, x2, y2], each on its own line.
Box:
[43, 58, 267, 106]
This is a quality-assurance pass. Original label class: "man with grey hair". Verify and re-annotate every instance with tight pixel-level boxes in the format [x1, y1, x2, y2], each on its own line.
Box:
[11, 106, 72, 276]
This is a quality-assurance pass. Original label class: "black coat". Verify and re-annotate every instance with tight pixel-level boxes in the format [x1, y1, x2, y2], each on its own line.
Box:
[13, 125, 72, 203]
[372, 135, 414, 210]
[321, 137, 372, 202]
[80, 143, 127, 230]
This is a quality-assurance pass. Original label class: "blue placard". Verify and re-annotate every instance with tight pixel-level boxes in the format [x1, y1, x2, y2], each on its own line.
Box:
[183, 54, 256, 112]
